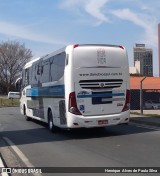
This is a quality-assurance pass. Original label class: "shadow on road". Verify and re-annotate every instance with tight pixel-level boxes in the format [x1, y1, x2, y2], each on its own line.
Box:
[0, 118, 157, 147]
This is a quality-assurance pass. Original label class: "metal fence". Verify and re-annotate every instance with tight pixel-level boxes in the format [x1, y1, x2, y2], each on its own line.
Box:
[130, 89, 160, 114]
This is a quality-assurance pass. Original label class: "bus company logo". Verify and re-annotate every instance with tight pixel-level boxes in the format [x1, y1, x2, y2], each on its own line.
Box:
[97, 48, 106, 64]
[99, 83, 105, 88]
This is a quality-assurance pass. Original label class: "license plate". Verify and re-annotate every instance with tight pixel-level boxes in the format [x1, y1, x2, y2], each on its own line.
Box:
[98, 120, 108, 125]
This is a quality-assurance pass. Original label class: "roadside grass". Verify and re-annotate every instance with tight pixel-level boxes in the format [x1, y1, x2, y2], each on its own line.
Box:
[0, 96, 20, 107]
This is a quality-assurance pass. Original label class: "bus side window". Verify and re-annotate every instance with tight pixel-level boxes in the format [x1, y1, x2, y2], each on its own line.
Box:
[59, 52, 66, 67]
[29, 66, 32, 85]
[32, 64, 37, 85]
[55, 53, 65, 80]
[50, 56, 58, 81]
[40, 60, 50, 83]
[50, 52, 65, 82]
[65, 54, 69, 65]
[32, 61, 42, 85]
[24, 68, 29, 86]
[22, 70, 25, 87]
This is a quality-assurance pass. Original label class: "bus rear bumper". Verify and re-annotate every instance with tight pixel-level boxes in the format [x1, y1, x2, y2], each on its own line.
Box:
[66, 111, 130, 128]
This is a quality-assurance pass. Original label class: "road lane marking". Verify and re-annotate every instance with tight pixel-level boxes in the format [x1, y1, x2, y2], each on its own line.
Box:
[3, 137, 42, 176]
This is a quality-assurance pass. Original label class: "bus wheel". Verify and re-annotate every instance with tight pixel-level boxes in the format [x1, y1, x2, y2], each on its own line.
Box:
[48, 111, 58, 133]
[25, 116, 31, 121]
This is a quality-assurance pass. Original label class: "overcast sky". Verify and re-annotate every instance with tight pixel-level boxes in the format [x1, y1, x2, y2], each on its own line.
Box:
[0, 0, 159, 75]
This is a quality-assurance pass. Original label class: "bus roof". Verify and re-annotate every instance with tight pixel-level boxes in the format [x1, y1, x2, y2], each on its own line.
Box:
[23, 44, 125, 69]
[42, 47, 66, 61]
[24, 57, 40, 69]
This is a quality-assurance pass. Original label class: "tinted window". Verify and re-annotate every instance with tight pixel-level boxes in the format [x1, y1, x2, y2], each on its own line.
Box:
[40, 60, 50, 83]
[24, 68, 29, 86]
[32, 61, 42, 85]
[50, 52, 66, 81]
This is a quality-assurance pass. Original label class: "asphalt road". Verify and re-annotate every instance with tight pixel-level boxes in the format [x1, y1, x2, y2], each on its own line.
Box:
[0, 107, 160, 176]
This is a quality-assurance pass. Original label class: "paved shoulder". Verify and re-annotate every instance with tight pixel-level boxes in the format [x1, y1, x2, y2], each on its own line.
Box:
[130, 114, 160, 127]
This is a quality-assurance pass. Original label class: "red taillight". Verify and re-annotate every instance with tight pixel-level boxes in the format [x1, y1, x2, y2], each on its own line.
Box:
[73, 44, 79, 48]
[68, 92, 82, 115]
[122, 90, 130, 112]
[119, 45, 124, 49]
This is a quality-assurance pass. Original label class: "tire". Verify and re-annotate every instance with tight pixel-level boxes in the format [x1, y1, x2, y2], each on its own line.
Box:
[25, 115, 31, 121]
[23, 105, 30, 121]
[48, 110, 58, 133]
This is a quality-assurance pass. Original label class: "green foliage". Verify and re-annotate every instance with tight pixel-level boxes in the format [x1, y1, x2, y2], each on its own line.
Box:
[0, 97, 20, 107]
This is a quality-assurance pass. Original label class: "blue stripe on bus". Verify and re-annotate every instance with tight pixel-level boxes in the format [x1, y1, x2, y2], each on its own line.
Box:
[26, 88, 39, 97]
[77, 93, 125, 98]
[26, 85, 65, 97]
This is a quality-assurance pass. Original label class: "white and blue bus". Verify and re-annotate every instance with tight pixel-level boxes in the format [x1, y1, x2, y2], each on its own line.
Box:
[20, 44, 130, 132]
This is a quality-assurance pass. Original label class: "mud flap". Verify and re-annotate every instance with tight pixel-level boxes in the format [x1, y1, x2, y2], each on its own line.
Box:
[59, 100, 66, 125]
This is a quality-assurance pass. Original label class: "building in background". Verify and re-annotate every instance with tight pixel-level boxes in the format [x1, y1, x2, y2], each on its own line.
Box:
[133, 44, 153, 76]
[129, 61, 140, 75]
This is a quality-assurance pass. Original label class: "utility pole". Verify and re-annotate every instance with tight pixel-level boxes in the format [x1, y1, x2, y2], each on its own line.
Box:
[140, 77, 146, 115]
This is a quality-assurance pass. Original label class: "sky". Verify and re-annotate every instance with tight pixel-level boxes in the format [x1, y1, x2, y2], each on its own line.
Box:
[0, 0, 159, 76]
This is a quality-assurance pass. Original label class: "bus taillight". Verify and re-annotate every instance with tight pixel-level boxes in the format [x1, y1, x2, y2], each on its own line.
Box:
[68, 92, 82, 115]
[122, 90, 130, 112]
[73, 44, 79, 48]
[119, 45, 124, 49]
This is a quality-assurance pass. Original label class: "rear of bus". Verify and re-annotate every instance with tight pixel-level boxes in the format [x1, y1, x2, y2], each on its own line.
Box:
[65, 44, 130, 128]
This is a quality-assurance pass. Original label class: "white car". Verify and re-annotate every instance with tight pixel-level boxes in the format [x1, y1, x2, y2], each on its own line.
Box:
[8, 92, 20, 99]
[144, 100, 160, 109]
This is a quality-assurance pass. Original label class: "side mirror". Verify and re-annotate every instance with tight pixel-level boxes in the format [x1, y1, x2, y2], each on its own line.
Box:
[15, 77, 22, 91]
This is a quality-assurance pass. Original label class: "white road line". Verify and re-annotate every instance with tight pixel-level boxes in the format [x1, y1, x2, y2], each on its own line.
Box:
[3, 137, 42, 176]
[0, 156, 9, 176]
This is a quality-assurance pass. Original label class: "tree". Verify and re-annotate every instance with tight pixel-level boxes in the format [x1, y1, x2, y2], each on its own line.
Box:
[0, 40, 32, 94]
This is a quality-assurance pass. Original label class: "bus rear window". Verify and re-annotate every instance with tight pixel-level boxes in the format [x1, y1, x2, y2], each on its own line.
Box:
[73, 46, 126, 68]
